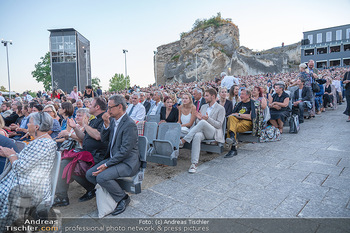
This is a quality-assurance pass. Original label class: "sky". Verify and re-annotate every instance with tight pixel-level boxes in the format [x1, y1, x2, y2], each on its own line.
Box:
[0, 0, 349, 93]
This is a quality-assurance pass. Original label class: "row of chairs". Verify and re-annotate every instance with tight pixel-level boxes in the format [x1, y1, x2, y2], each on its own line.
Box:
[143, 119, 227, 166]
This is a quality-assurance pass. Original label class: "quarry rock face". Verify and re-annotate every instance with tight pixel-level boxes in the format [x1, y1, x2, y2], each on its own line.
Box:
[155, 23, 300, 85]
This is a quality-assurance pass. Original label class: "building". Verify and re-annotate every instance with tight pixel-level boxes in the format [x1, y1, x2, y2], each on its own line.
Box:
[48, 28, 91, 93]
[301, 24, 350, 68]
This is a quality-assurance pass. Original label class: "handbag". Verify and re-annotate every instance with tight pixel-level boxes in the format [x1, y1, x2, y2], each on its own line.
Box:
[289, 114, 300, 134]
[59, 138, 76, 151]
[259, 126, 281, 142]
[312, 82, 320, 93]
[96, 184, 117, 218]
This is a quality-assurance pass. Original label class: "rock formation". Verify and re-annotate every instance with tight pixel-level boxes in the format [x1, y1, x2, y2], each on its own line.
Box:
[155, 20, 300, 85]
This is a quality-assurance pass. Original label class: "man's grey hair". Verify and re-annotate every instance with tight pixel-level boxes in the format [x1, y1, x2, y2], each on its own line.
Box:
[76, 99, 83, 104]
[76, 108, 91, 119]
[132, 92, 140, 98]
[220, 72, 227, 78]
[109, 95, 127, 111]
[193, 88, 203, 95]
[154, 91, 163, 101]
[29, 112, 53, 132]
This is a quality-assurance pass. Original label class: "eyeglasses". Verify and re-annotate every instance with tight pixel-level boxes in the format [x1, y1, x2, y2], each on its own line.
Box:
[108, 104, 119, 110]
[44, 110, 53, 113]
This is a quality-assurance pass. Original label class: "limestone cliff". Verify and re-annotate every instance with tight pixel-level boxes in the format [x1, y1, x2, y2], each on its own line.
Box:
[155, 22, 300, 85]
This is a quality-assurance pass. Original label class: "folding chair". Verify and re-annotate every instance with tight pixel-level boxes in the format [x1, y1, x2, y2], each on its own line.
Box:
[147, 123, 181, 166]
[146, 114, 160, 123]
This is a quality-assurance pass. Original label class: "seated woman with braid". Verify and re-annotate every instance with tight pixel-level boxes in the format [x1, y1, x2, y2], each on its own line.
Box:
[0, 112, 56, 229]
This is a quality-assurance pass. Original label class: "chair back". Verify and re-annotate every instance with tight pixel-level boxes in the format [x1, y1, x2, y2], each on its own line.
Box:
[49, 151, 61, 207]
[144, 122, 158, 146]
[138, 136, 148, 163]
[15, 141, 26, 152]
[157, 123, 181, 150]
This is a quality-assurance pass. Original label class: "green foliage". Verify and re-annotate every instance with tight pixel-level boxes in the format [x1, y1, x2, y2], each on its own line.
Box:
[109, 73, 130, 92]
[92, 77, 101, 90]
[0, 86, 8, 92]
[32, 52, 51, 91]
[180, 12, 232, 39]
[171, 54, 180, 62]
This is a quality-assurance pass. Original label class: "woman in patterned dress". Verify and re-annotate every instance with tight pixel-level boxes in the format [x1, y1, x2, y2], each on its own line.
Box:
[0, 112, 57, 229]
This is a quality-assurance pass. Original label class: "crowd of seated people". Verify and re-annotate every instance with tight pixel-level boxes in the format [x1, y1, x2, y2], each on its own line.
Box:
[0, 63, 349, 222]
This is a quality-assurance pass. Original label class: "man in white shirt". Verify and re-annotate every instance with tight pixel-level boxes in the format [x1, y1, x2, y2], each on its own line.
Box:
[220, 72, 239, 90]
[23, 92, 33, 102]
[332, 76, 343, 104]
[126, 93, 146, 122]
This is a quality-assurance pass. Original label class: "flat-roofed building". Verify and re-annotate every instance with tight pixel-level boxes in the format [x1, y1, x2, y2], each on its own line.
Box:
[301, 24, 350, 69]
[48, 28, 91, 93]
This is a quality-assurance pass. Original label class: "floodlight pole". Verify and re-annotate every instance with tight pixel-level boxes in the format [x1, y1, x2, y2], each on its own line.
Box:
[1, 39, 12, 99]
[123, 49, 128, 89]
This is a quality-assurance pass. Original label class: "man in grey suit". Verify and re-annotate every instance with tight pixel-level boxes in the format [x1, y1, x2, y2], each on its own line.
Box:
[179, 88, 225, 173]
[86, 95, 140, 216]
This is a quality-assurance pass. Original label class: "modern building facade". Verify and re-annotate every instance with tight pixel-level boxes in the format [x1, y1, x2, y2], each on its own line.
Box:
[301, 24, 350, 68]
[48, 28, 91, 93]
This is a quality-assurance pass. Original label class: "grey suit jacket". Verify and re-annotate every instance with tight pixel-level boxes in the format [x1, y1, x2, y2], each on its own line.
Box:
[198, 103, 225, 143]
[100, 114, 140, 177]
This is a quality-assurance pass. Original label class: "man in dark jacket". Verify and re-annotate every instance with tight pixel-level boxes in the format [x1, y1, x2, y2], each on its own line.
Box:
[86, 95, 140, 216]
[292, 77, 312, 123]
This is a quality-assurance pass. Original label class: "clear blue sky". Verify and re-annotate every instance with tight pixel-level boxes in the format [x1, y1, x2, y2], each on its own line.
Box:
[0, 0, 349, 92]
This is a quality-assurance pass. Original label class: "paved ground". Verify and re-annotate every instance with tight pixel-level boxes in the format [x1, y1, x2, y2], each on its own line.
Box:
[78, 104, 349, 219]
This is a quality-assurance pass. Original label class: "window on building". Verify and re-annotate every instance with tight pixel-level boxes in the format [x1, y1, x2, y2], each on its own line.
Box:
[344, 44, 350, 51]
[307, 35, 313, 44]
[317, 33, 322, 43]
[336, 30, 342, 40]
[326, 31, 332, 42]
[317, 47, 327, 54]
[316, 61, 327, 69]
[50, 35, 76, 63]
[304, 49, 314, 56]
[330, 60, 340, 67]
[344, 58, 350, 66]
[346, 28, 350, 39]
[330, 46, 340, 53]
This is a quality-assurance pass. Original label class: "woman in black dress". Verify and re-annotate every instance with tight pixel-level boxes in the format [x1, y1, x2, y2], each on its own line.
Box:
[322, 78, 334, 110]
[268, 82, 290, 133]
[160, 96, 179, 124]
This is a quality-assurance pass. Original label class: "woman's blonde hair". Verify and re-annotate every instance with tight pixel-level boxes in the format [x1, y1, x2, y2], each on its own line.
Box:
[182, 92, 194, 108]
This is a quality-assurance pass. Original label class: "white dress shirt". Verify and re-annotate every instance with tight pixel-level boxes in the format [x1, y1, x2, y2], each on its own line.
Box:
[221, 76, 239, 89]
[126, 102, 146, 122]
[206, 102, 217, 116]
[149, 101, 161, 115]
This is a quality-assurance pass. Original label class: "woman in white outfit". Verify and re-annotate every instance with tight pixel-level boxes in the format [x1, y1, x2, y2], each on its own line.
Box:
[177, 93, 196, 137]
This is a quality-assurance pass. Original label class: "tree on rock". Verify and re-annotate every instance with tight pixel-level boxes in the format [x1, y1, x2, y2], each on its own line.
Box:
[32, 52, 51, 91]
[109, 73, 130, 92]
